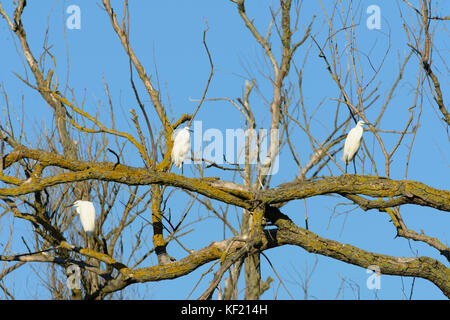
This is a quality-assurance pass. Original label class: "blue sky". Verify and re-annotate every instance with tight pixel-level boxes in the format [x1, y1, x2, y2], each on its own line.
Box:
[0, 0, 448, 299]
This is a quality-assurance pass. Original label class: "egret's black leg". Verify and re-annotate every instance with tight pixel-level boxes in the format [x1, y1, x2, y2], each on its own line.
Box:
[345, 163, 348, 174]
[182, 164, 184, 175]
[353, 159, 357, 175]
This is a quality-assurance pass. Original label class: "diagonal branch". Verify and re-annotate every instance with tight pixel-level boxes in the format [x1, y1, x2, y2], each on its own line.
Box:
[266, 207, 450, 298]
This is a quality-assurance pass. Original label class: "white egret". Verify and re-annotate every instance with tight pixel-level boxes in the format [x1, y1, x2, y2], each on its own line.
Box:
[171, 126, 191, 171]
[342, 120, 365, 174]
[70, 200, 96, 236]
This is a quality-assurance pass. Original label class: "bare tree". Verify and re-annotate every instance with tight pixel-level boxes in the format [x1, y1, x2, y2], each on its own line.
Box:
[0, 0, 448, 300]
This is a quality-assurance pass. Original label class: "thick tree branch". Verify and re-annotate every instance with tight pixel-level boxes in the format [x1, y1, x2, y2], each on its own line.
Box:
[265, 207, 450, 298]
[1, 144, 449, 212]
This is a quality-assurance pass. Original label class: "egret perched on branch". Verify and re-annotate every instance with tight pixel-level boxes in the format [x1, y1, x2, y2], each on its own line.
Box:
[70, 200, 96, 236]
[171, 126, 191, 172]
[342, 120, 365, 174]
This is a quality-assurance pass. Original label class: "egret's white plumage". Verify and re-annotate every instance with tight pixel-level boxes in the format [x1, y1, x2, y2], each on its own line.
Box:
[342, 120, 365, 173]
[72, 200, 96, 236]
[171, 126, 191, 168]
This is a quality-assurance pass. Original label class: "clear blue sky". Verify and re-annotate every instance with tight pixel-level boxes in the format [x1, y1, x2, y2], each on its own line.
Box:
[0, 0, 448, 299]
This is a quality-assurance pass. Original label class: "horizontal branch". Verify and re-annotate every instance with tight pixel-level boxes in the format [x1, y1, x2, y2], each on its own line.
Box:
[1, 145, 252, 209]
[268, 175, 450, 212]
[0, 250, 109, 279]
[2, 144, 449, 213]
